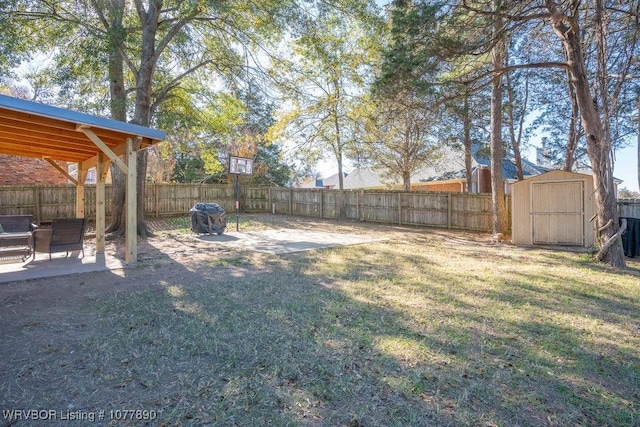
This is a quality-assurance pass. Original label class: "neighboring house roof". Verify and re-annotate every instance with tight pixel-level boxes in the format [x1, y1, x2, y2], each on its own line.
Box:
[297, 177, 324, 188]
[572, 161, 623, 184]
[297, 172, 348, 188]
[415, 144, 469, 183]
[473, 155, 543, 181]
[321, 144, 624, 191]
[341, 144, 548, 190]
[322, 172, 347, 188]
[534, 160, 623, 185]
[342, 167, 389, 189]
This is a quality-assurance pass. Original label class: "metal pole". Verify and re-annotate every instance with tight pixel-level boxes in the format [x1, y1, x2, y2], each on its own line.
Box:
[235, 175, 240, 231]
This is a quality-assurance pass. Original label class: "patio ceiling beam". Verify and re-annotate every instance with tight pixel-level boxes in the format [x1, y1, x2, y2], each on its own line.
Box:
[0, 131, 99, 156]
[0, 141, 89, 162]
[77, 125, 128, 174]
[0, 114, 124, 146]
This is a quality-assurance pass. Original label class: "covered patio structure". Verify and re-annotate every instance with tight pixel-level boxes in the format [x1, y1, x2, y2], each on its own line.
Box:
[0, 94, 166, 264]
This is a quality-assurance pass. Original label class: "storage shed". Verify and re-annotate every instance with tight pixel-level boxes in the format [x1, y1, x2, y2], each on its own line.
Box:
[512, 170, 597, 247]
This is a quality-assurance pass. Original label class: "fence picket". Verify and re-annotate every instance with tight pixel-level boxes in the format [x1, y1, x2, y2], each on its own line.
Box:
[1, 184, 637, 232]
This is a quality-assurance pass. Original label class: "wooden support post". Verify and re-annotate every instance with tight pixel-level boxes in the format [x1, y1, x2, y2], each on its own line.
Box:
[320, 190, 324, 219]
[125, 138, 137, 264]
[76, 162, 87, 218]
[398, 192, 402, 226]
[95, 153, 108, 252]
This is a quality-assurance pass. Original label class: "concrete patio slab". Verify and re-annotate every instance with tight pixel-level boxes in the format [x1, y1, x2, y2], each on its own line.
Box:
[0, 228, 384, 284]
[0, 252, 127, 284]
[196, 228, 385, 254]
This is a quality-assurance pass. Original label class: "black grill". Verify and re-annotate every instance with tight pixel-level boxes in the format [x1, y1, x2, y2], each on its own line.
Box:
[189, 203, 227, 235]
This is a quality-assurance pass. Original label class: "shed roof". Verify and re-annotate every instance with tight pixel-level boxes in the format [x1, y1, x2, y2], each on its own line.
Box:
[0, 94, 165, 164]
[511, 169, 593, 187]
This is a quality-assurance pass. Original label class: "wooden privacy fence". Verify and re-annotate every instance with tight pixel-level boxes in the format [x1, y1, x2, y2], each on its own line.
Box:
[270, 188, 510, 231]
[1, 184, 508, 232]
[1, 184, 637, 232]
[618, 199, 640, 218]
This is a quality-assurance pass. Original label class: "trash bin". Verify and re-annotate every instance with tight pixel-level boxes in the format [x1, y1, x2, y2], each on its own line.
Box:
[189, 203, 227, 235]
[620, 217, 640, 257]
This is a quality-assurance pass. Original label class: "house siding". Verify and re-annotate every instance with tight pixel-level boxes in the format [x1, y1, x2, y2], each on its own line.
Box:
[0, 155, 69, 185]
[414, 182, 465, 192]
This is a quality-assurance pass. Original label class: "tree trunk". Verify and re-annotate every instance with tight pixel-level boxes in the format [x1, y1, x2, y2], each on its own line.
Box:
[105, 1, 127, 236]
[490, 0, 508, 234]
[107, 168, 126, 235]
[127, 1, 161, 237]
[546, 0, 625, 268]
[463, 92, 473, 191]
[505, 47, 525, 181]
[335, 147, 347, 221]
[403, 169, 411, 192]
[563, 67, 580, 171]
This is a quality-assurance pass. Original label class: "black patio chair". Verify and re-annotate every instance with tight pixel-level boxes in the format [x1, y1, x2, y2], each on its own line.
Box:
[33, 218, 86, 260]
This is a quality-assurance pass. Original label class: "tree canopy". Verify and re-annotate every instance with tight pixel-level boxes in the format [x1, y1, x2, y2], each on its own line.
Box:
[1, 0, 638, 267]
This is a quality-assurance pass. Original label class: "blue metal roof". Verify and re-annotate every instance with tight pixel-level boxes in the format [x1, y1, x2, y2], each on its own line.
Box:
[0, 94, 165, 141]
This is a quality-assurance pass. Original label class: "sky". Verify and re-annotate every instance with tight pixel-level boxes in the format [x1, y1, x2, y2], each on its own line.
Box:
[612, 144, 639, 193]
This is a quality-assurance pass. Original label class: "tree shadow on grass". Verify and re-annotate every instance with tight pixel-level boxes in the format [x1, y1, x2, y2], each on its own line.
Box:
[1, 234, 638, 426]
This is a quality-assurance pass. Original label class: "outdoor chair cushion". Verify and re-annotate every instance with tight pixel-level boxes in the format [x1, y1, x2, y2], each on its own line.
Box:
[0, 215, 36, 233]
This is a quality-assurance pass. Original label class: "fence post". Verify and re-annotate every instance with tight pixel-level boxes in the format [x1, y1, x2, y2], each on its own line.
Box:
[289, 188, 293, 215]
[447, 192, 452, 229]
[154, 184, 159, 218]
[34, 187, 41, 224]
[398, 192, 402, 225]
[320, 190, 324, 219]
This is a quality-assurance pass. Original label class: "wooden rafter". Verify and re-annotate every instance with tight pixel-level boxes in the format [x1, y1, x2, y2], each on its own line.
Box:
[77, 126, 129, 174]
[43, 158, 78, 185]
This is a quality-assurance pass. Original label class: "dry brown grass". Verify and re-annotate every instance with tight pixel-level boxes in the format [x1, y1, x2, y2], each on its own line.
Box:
[1, 214, 638, 426]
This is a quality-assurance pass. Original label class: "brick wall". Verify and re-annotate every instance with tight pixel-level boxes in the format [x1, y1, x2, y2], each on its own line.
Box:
[0, 155, 69, 185]
[414, 182, 466, 192]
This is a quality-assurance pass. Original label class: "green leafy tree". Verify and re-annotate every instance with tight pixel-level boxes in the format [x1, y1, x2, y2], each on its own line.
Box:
[6, 0, 297, 236]
[366, 0, 446, 191]
[268, 4, 380, 192]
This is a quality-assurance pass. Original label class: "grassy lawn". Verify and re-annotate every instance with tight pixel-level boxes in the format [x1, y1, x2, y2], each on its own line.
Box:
[1, 215, 639, 426]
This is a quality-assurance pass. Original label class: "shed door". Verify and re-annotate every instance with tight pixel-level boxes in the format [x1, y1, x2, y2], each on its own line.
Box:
[531, 181, 584, 246]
